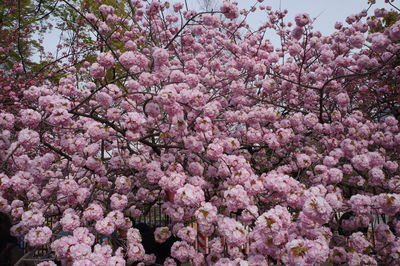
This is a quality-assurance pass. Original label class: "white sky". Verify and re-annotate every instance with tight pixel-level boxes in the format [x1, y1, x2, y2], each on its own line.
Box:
[193, 0, 392, 34]
[36, 0, 395, 61]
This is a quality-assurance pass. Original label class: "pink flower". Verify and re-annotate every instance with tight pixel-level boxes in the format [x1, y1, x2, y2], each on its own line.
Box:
[302, 196, 333, 224]
[283, 238, 329, 265]
[368, 167, 385, 185]
[96, 92, 113, 107]
[154, 227, 172, 243]
[327, 168, 343, 184]
[171, 241, 195, 262]
[99, 5, 114, 15]
[123, 112, 146, 131]
[162, 202, 184, 222]
[95, 217, 115, 236]
[110, 194, 128, 210]
[373, 193, 400, 215]
[176, 226, 197, 244]
[335, 92, 350, 108]
[107, 255, 126, 265]
[85, 13, 98, 23]
[153, 48, 169, 67]
[119, 51, 149, 69]
[0, 112, 15, 129]
[107, 108, 122, 121]
[19, 109, 41, 127]
[349, 194, 372, 215]
[126, 79, 140, 92]
[188, 162, 204, 176]
[90, 63, 105, 78]
[291, 26, 304, 40]
[127, 243, 145, 262]
[73, 227, 95, 246]
[115, 176, 132, 193]
[295, 13, 312, 27]
[98, 52, 115, 69]
[72, 259, 93, 266]
[206, 142, 224, 160]
[195, 202, 218, 225]
[175, 183, 205, 207]
[348, 253, 377, 266]
[127, 228, 142, 243]
[83, 203, 104, 221]
[389, 21, 400, 40]
[37, 261, 57, 266]
[170, 70, 185, 83]
[59, 179, 79, 195]
[26, 226, 52, 246]
[18, 129, 40, 149]
[159, 172, 186, 192]
[368, 32, 390, 52]
[173, 2, 184, 12]
[349, 232, 371, 253]
[164, 257, 177, 266]
[22, 209, 45, 227]
[351, 154, 370, 171]
[107, 211, 126, 228]
[138, 72, 154, 86]
[60, 210, 80, 232]
[70, 243, 92, 260]
[47, 108, 72, 125]
[296, 153, 311, 168]
[224, 185, 250, 212]
[11, 171, 33, 192]
[217, 217, 248, 247]
[119, 51, 136, 68]
[220, 1, 239, 19]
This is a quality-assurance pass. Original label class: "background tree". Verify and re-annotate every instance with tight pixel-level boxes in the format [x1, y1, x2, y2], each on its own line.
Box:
[198, 0, 219, 12]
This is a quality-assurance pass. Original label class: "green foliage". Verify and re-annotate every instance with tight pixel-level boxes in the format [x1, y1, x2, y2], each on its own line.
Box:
[369, 10, 400, 33]
[0, 0, 59, 69]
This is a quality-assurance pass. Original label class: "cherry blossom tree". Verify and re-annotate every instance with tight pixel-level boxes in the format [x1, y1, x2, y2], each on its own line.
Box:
[1, 0, 400, 265]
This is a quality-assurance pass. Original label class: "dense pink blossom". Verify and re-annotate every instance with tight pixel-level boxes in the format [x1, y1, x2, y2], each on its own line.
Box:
[175, 183, 205, 207]
[18, 129, 39, 149]
[1, 1, 400, 265]
[60, 210, 80, 232]
[349, 194, 372, 215]
[127, 243, 145, 262]
[295, 13, 312, 27]
[98, 52, 115, 69]
[95, 217, 115, 236]
[170, 241, 195, 262]
[217, 217, 248, 247]
[220, 1, 239, 19]
[154, 226, 171, 243]
[90, 63, 105, 78]
[26, 226, 52, 246]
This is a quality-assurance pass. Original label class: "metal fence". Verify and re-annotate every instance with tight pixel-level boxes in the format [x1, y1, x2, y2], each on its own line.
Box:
[132, 201, 171, 227]
[17, 204, 391, 265]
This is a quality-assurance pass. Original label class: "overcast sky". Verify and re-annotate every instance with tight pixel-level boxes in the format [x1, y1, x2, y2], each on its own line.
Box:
[36, 0, 394, 61]
[192, 0, 391, 34]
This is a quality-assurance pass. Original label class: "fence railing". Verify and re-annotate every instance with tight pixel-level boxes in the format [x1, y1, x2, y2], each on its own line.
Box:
[18, 203, 390, 265]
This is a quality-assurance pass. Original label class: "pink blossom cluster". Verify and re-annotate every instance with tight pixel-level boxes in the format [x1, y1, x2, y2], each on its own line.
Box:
[0, 0, 400, 265]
